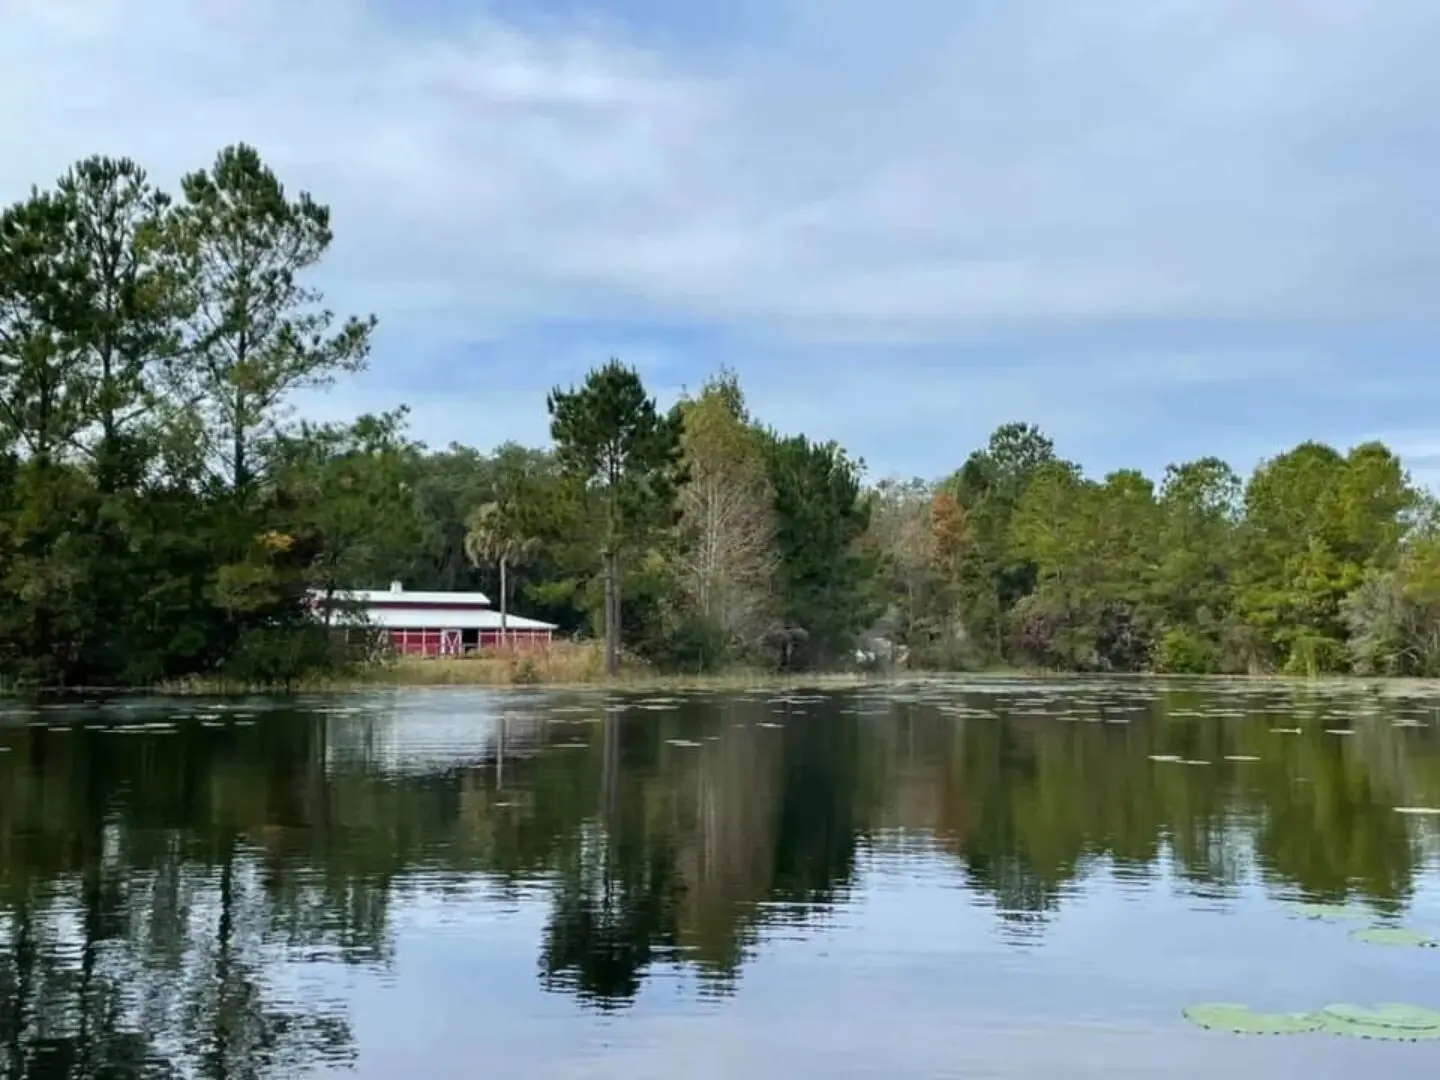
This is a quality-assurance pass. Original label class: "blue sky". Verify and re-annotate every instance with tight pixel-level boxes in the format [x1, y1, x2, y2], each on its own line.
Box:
[3, 0, 1439, 485]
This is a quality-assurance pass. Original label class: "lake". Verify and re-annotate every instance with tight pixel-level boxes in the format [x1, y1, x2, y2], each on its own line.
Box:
[3, 676, 1440, 1077]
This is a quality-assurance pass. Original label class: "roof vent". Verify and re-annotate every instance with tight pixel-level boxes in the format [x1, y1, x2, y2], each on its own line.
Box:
[389, 581, 403, 593]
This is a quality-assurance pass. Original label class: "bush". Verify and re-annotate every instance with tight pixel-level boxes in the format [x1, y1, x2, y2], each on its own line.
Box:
[1281, 630, 1348, 677]
[223, 622, 347, 688]
[634, 613, 726, 673]
[509, 655, 541, 685]
[1152, 627, 1218, 674]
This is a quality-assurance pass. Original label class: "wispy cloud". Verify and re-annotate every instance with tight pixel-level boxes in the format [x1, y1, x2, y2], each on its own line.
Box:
[2, 0, 1437, 481]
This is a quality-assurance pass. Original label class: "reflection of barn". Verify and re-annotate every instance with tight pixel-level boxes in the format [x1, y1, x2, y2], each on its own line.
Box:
[313, 582, 557, 657]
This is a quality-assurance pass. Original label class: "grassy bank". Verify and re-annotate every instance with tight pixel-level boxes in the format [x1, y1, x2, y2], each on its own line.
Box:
[153, 641, 886, 695]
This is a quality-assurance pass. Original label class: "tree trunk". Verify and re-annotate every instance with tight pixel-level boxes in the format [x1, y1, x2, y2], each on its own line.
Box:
[603, 551, 620, 677]
[614, 563, 623, 674]
[499, 556, 509, 649]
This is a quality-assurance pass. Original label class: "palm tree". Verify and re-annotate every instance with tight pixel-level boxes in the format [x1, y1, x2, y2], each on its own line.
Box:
[464, 501, 538, 648]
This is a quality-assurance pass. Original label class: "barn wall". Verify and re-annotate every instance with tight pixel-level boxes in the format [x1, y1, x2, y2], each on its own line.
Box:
[384, 628, 554, 656]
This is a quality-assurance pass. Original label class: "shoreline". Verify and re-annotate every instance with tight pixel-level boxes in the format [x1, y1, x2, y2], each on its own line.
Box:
[7, 657, 1440, 699]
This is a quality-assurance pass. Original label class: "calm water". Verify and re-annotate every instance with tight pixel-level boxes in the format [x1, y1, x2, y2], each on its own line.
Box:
[3, 677, 1440, 1078]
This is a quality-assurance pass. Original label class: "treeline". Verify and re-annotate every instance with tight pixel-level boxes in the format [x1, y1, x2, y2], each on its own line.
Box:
[3, 144, 1437, 687]
[881, 425, 1440, 676]
[0, 144, 875, 687]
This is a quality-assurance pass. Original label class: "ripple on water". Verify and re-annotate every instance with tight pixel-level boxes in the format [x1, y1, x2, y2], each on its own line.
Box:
[0, 678, 1437, 1075]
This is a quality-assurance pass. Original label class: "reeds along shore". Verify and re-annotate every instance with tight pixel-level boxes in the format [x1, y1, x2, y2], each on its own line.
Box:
[151, 640, 882, 695]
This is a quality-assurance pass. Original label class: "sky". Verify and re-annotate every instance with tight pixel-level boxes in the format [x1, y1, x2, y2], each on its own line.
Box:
[2, 0, 1438, 486]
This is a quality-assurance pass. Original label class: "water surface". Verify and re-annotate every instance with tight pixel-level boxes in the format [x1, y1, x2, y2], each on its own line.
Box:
[3, 677, 1440, 1077]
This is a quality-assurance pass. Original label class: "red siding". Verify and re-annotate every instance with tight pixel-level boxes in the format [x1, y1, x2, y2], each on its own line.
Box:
[385, 628, 553, 657]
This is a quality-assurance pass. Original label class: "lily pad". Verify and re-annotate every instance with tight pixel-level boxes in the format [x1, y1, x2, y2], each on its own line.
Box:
[1319, 1004, 1440, 1040]
[1350, 926, 1439, 948]
[1182, 1003, 1324, 1035]
[1286, 902, 1369, 921]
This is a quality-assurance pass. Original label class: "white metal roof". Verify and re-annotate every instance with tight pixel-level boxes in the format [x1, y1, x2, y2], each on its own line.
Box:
[338, 606, 558, 631]
[323, 586, 492, 607]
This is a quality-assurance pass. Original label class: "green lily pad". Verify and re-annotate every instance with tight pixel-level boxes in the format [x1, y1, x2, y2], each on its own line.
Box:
[1285, 902, 1369, 921]
[1320, 1004, 1440, 1040]
[1350, 926, 1439, 948]
[1182, 1003, 1324, 1035]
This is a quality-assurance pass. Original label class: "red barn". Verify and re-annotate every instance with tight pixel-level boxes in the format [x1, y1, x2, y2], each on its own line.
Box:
[313, 582, 557, 657]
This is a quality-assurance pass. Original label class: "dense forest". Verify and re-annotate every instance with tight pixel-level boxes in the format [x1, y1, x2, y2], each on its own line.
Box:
[2, 144, 1438, 687]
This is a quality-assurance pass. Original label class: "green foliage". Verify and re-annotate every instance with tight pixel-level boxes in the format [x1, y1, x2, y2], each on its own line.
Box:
[1319, 1004, 1440, 1040]
[1153, 627, 1218, 674]
[1349, 926, 1438, 948]
[1182, 1004, 1325, 1035]
[3, 143, 1436, 686]
[1183, 1002, 1440, 1040]
[0, 145, 374, 688]
[867, 425, 1434, 678]
[764, 433, 881, 669]
[174, 145, 375, 494]
[547, 360, 684, 674]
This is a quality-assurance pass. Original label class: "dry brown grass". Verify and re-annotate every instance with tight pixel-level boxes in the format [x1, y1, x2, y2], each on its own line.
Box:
[153, 640, 886, 694]
[351, 642, 883, 691]
[363, 640, 609, 686]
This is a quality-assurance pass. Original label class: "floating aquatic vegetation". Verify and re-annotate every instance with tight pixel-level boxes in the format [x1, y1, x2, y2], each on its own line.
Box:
[1182, 1003, 1324, 1035]
[1319, 1004, 1440, 1041]
[1184, 1002, 1440, 1040]
[1350, 927, 1439, 948]
[1285, 902, 1369, 921]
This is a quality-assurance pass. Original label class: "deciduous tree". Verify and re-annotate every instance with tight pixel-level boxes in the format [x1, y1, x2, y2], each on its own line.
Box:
[673, 370, 776, 655]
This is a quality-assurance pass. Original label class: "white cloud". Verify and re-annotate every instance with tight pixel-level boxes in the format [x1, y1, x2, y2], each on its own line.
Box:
[2, 0, 1438, 476]
[5, 0, 1438, 331]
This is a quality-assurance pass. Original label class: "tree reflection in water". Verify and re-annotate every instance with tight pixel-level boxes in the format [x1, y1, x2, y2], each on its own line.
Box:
[0, 679, 1436, 1068]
